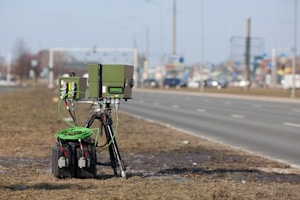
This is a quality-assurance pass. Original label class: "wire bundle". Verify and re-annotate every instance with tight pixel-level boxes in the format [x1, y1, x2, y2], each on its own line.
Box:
[55, 127, 94, 141]
[55, 92, 99, 145]
[55, 91, 119, 148]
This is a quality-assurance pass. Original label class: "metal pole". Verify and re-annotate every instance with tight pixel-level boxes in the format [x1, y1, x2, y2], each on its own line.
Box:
[200, 0, 204, 92]
[245, 17, 251, 87]
[160, 4, 163, 67]
[48, 48, 54, 88]
[133, 47, 138, 87]
[145, 24, 149, 78]
[7, 54, 11, 85]
[172, 0, 176, 55]
[144, 0, 163, 67]
[271, 48, 277, 88]
[291, 0, 297, 98]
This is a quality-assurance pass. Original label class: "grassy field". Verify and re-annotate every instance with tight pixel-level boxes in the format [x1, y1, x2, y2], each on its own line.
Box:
[0, 86, 300, 199]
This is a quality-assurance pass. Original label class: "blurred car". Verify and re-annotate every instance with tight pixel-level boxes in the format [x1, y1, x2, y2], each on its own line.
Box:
[204, 79, 227, 89]
[187, 80, 201, 88]
[163, 78, 181, 88]
[143, 78, 160, 88]
[179, 80, 188, 87]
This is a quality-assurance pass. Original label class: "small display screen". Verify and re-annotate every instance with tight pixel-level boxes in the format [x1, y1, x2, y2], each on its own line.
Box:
[108, 87, 124, 94]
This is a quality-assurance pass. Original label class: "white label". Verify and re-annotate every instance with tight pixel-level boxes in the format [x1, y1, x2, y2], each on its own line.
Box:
[102, 86, 106, 93]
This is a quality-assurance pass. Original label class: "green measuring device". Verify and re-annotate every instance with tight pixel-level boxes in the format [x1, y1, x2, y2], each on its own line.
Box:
[88, 64, 134, 100]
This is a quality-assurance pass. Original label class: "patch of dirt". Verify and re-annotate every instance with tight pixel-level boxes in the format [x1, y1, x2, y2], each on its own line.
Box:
[0, 87, 300, 200]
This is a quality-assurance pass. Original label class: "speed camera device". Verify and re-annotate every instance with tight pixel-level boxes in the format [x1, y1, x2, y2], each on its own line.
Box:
[58, 64, 134, 100]
[53, 63, 134, 179]
[88, 64, 134, 100]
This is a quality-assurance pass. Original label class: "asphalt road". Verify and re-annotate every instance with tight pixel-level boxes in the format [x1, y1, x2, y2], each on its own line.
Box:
[120, 89, 300, 168]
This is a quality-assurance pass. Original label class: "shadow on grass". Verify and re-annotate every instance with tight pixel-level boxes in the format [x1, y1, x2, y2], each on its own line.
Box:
[1, 183, 72, 191]
[122, 152, 300, 183]
[125, 167, 257, 178]
[151, 167, 300, 183]
[158, 167, 258, 175]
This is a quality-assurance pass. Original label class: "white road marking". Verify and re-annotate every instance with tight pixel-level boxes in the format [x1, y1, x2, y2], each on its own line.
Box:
[231, 114, 245, 119]
[284, 122, 300, 128]
[197, 108, 206, 113]
[172, 105, 179, 109]
[292, 109, 300, 113]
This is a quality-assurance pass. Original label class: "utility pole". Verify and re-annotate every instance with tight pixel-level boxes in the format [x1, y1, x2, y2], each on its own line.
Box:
[7, 54, 11, 85]
[144, 0, 163, 67]
[200, 0, 205, 92]
[172, 0, 176, 55]
[145, 25, 149, 79]
[291, 0, 297, 98]
[245, 17, 251, 87]
[271, 49, 277, 88]
[48, 48, 54, 88]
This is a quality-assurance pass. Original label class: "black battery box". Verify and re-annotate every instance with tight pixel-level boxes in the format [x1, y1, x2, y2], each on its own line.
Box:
[52, 142, 77, 178]
[52, 141, 97, 178]
[76, 144, 97, 178]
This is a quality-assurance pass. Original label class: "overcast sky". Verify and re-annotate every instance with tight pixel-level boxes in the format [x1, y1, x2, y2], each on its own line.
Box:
[0, 0, 299, 66]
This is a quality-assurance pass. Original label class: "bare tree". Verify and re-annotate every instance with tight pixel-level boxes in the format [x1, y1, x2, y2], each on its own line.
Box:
[12, 39, 32, 85]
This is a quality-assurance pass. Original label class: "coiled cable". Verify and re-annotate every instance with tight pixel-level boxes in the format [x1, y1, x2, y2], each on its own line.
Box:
[56, 91, 99, 146]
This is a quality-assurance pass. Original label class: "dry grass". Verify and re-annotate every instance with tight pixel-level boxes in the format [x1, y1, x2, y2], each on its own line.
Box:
[0, 87, 300, 200]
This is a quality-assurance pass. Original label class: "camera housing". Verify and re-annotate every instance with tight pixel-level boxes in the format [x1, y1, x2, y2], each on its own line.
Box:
[88, 64, 134, 100]
[58, 64, 134, 100]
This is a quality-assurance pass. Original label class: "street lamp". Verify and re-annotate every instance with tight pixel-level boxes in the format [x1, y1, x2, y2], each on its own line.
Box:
[118, 26, 137, 48]
[200, 0, 205, 92]
[128, 16, 148, 80]
[144, 0, 164, 68]
[291, 0, 298, 98]
[127, 16, 145, 52]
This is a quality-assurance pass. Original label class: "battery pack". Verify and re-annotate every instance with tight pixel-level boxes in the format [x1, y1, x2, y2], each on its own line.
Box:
[76, 145, 97, 178]
[51, 143, 77, 178]
[52, 142, 97, 178]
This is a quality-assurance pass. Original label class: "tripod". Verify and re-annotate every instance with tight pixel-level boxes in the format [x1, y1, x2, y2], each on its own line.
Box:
[84, 97, 126, 178]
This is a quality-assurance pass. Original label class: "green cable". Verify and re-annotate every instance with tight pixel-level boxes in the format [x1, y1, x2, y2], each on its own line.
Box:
[55, 127, 93, 140]
[114, 109, 119, 135]
[56, 91, 119, 148]
[56, 91, 100, 146]
[57, 92, 77, 127]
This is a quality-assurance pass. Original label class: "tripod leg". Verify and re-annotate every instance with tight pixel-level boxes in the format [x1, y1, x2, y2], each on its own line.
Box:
[84, 114, 97, 128]
[105, 123, 126, 178]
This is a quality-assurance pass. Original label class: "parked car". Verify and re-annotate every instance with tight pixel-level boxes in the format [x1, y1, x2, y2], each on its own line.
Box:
[281, 74, 300, 90]
[163, 78, 181, 88]
[204, 79, 227, 89]
[143, 78, 160, 88]
[187, 80, 201, 88]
